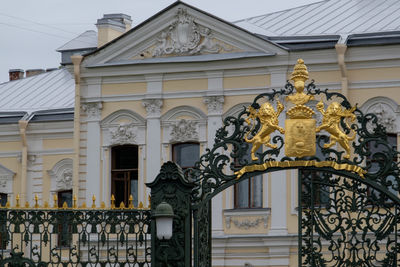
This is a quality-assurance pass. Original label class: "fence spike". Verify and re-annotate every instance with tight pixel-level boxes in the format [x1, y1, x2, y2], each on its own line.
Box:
[53, 194, 58, 208]
[119, 201, 125, 209]
[148, 195, 151, 209]
[92, 195, 96, 208]
[43, 201, 49, 208]
[73, 194, 77, 209]
[15, 194, 20, 208]
[34, 194, 39, 208]
[111, 194, 115, 209]
[81, 202, 87, 209]
[5, 201, 10, 208]
[138, 201, 144, 209]
[100, 201, 106, 209]
[62, 201, 68, 209]
[128, 195, 134, 209]
[25, 201, 29, 208]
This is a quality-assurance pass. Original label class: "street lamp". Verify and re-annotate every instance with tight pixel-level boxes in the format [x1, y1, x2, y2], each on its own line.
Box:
[154, 202, 174, 240]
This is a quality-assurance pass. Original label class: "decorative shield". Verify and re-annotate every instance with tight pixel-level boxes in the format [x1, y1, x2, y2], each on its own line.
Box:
[285, 118, 316, 157]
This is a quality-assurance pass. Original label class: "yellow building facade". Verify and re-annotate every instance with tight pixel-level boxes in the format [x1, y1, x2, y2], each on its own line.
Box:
[1, 1, 400, 266]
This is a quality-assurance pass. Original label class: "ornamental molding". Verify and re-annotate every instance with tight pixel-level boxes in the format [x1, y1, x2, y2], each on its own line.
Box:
[109, 123, 137, 145]
[0, 164, 15, 194]
[203, 95, 224, 115]
[48, 158, 73, 192]
[361, 97, 399, 133]
[224, 209, 270, 230]
[149, 8, 230, 57]
[225, 215, 268, 230]
[170, 119, 199, 143]
[81, 102, 103, 121]
[142, 99, 163, 118]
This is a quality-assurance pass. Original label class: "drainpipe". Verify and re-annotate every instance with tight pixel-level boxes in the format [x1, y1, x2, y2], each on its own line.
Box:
[335, 36, 348, 98]
[71, 55, 83, 201]
[18, 120, 28, 205]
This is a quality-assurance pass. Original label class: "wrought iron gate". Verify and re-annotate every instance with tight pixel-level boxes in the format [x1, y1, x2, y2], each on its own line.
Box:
[187, 59, 400, 266]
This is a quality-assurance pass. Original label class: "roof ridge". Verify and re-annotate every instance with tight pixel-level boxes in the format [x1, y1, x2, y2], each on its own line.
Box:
[233, 0, 329, 23]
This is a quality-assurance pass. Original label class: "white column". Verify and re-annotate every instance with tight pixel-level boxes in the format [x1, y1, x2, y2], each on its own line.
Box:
[142, 99, 163, 183]
[269, 171, 288, 235]
[204, 95, 225, 236]
[82, 102, 102, 202]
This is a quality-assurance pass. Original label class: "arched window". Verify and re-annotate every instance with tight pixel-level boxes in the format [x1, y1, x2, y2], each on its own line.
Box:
[111, 145, 139, 207]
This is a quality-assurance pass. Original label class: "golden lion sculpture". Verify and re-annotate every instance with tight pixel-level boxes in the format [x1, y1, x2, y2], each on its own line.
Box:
[245, 101, 285, 161]
[316, 101, 356, 159]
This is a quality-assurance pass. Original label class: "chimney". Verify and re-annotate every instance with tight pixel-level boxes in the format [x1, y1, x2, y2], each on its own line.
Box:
[9, 69, 24, 81]
[96, 13, 132, 47]
[26, 69, 45, 78]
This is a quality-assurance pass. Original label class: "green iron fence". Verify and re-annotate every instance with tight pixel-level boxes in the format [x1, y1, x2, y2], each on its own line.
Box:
[0, 195, 151, 267]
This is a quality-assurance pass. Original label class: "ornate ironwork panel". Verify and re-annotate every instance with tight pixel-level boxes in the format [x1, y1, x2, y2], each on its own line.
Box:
[188, 59, 400, 266]
[148, 162, 194, 267]
[0, 208, 151, 266]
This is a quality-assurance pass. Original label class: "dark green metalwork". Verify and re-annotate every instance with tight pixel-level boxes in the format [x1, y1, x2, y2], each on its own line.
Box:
[188, 80, 400, 266]
[148, 161, 194, 267]
[0, 208, 151, 266]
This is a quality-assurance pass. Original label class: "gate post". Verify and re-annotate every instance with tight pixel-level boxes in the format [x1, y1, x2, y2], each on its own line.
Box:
[147, 161, 194, 267]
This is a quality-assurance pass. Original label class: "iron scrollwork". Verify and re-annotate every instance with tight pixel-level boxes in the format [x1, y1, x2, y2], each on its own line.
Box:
[189, 59, 400, 266]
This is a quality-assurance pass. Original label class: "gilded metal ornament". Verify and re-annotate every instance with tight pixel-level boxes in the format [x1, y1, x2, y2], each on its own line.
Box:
[244, 101, 284, 161]
[189, 58, 400, 267]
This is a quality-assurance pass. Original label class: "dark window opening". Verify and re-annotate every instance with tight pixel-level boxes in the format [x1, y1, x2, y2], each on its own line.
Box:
[234, 146, 263, 209]
[0, 193, 7, 249]
[111, 145, 138, 207]
[172, 142, 200, 170]
[57, 190, 72, 247]
[0, 193, 7, 207]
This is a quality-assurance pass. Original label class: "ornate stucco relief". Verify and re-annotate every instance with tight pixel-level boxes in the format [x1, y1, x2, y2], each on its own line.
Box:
[170, 119, 199, 143]
[81, 102, 103, 121]
[225, 215, 268, 230]
[142, 99, 163, 118]
[135, 8, 235, 59]
[203, 96, 224, 115]
[370, 103, 396, 132]
[109, 124, 137, 145]
[48, 158, 73, 192]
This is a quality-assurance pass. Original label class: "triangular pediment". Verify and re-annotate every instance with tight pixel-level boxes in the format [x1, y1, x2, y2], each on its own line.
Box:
[83, 2, 287, 67]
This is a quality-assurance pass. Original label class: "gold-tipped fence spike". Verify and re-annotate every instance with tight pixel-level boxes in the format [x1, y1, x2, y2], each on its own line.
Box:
[53, 194, 58, 208]
[81, 202, 87, 209]
[5, 201, 10, 208]
[128, 195, 134, 209]
[138, 201, 144, 209]
[43, 201, 49, 208]
[25, 201, 29, 208]
[111, 194, 115, 209]
[148, 195, 151, 209]
[119, 202, 125, 209]
[15, 194, 20, 208]
[92, 195, 96, 208]
[34, 194, 39, 208]
[73, 195, 77, 209]
[62, 201, 68, 209]
[100, 201, 106, 209]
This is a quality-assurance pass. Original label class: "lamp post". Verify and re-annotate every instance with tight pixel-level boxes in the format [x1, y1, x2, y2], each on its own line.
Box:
[154, 202, 174, 240]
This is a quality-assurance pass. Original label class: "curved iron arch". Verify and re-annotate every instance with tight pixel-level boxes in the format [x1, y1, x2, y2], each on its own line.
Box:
[188, 78, 400, 267]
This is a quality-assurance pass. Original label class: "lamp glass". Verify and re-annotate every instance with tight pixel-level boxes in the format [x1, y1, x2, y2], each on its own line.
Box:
[156, 217, 173, 240]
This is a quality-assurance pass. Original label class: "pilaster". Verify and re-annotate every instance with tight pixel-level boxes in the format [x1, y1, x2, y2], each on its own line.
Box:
[142, 99, 163, 183]
[81, 101, 102, 202]
[203, 95, 225, 236]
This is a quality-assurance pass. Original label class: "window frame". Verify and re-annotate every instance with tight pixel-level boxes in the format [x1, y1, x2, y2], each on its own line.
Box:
[57, 190, 72, 248]
[111, 145, 139, 207]
[172, 142, 200, 170]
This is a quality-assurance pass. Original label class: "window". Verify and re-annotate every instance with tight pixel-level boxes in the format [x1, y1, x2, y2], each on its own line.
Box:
[172, 143, 200, 170]
[57, 190, 72, 247]
[0, 193, 7, 207]
[234, 147, 263, 209]
[111, 145, 138, 207]
[367, 133, 398, 201]
[300, 135, 330, 207]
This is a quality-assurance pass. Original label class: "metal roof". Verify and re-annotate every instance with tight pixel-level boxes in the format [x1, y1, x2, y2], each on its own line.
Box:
[234, 0, 400, 37]
[0, 69, 74, 114]
[57, 30, 97, 51]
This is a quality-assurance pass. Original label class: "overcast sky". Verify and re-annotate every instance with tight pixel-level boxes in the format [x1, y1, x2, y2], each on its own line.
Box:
[0, 0, 320, 83]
